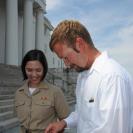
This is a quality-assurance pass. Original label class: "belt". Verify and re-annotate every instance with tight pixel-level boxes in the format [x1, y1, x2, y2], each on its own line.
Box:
[26, 129, 32, 133]
[25, 128, 45, 133]
[21, 126, 45, 133]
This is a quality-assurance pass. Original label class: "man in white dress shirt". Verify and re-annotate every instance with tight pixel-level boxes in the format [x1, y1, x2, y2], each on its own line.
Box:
[45, 20, 133, 133]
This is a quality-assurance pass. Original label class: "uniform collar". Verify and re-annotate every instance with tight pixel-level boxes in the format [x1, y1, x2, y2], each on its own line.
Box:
[22, 80, 49, 96]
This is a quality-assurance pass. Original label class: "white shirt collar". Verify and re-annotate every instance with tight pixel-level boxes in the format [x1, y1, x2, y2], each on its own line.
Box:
[90, 51, 108, 73]
[80, 51, 109, 77]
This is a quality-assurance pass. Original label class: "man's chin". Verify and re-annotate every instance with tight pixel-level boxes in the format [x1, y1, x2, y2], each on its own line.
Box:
[68, 65, 87, 72]
[73, 66, 86, 72]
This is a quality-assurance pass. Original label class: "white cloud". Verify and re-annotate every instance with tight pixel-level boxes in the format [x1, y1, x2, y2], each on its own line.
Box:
[108, 32, 133, 75]
[45, 0, 133, 76]
[108, 44, 133, 76]
[117, 24, 133, 45]
[83, 12, 133, 76]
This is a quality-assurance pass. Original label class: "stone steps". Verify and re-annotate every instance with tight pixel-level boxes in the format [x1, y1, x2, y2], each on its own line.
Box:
[0, 90, 16, 95]
[0, 86, 19, 91]
[0, 94, 14, 100]
[0, 104, 14, 113]
[0, 117, 19, 132]
[66, 95, 76, 105]
[0, 111, 15, 121]
[0, 64, 22, 132]
[0, 99, 14, 106]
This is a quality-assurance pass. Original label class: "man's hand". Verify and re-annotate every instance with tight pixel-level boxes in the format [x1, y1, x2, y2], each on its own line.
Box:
[45, 120, 67, 133]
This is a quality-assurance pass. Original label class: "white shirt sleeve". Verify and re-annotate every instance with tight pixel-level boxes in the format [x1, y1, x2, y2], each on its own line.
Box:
[92, 74, 132, 133]
[64, 74, 81, 128]
[64, 106, 78, 128]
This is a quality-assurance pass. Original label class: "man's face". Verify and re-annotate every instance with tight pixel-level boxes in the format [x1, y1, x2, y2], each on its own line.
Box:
[53, 42, 87, 72]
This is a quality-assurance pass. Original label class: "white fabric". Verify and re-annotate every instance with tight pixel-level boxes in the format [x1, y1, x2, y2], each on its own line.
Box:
[29, 87, 37, 95]
[65, 51, 133, 133]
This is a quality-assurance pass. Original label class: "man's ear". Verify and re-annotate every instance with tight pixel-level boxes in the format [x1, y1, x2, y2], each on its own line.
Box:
[75, 37, 84, 52]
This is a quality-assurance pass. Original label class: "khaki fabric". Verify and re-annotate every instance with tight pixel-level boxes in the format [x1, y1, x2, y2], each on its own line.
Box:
[15, 81, 69, 133]
[20, 126, 45, 133]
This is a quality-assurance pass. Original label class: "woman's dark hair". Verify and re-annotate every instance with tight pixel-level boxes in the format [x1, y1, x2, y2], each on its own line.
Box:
[21, 49, 48, 81]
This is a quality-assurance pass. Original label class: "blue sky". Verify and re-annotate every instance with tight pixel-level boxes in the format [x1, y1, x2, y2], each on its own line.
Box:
[45, 0, 133, 76]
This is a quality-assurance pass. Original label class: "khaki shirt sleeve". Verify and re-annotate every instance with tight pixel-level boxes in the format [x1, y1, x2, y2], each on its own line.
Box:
[54, 88, 70, 120]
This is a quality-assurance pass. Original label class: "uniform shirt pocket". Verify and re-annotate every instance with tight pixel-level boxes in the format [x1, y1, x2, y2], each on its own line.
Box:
[33, 100, 54, 120]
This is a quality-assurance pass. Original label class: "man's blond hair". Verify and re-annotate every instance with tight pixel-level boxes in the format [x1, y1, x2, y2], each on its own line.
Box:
[49, 20, 94, 51]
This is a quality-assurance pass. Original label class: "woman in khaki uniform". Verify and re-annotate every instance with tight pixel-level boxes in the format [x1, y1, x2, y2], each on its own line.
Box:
[15, 50, 69, 133]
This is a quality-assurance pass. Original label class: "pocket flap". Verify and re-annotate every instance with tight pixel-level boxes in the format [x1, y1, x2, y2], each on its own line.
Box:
[15, 101, 25, 107]
[34, 100, 51, 106]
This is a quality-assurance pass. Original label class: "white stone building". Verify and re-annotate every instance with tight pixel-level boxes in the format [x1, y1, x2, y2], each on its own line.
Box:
[0, 0, 63, 68]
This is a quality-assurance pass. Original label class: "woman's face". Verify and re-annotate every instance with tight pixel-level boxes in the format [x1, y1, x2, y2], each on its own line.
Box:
[25, 60, 44, 87]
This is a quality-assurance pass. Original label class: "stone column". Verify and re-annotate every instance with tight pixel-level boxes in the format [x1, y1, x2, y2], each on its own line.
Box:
[23, 0, 34, 56]
[6, 0, 18, 65]
[35, 8, 44, 50]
